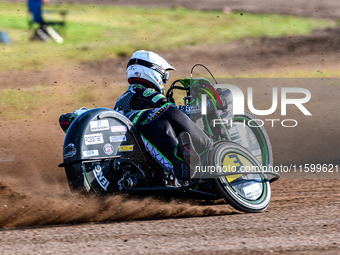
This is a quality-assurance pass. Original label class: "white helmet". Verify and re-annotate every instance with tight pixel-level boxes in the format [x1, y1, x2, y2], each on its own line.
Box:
[126, 50, 176, 94]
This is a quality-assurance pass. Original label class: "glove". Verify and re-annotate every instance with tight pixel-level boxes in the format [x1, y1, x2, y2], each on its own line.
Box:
[59, 107, 89, 133]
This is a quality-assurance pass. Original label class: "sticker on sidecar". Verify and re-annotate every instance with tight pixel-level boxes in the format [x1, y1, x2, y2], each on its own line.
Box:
[243, 183, 262, 198]
[90, 120, 110, 132]
[111, 125, 127, 133]
[82, 150, 99, 157]
[93, 164, 110, 190]
[103, 143, 114, 155]
[84, 133, 104, 145]
[109, 135, 126, 143]
[118, 145, 134, 152]
[64, 143, 77, 158]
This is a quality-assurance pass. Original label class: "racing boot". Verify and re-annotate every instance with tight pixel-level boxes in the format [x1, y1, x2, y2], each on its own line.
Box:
[173, 132, 201, 181]
[172, 158, 191, 181]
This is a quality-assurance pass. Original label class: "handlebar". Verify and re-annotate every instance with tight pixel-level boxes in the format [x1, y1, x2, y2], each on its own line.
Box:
[165, 79, 190, 104]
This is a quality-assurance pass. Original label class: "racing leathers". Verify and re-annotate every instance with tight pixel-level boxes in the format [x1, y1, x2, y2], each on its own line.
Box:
[114, 84, 212, 178]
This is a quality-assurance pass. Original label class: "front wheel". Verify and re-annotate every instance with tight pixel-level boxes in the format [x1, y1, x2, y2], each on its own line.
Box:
[209, 141, 271, 213]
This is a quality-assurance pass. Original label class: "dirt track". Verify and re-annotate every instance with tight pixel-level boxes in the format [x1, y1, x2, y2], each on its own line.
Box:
[0, 0, 340, 254]
[0, 178, 340, 254]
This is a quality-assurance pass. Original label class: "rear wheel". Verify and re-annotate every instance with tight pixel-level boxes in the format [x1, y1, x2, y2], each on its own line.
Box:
[210, 142, 271, 213]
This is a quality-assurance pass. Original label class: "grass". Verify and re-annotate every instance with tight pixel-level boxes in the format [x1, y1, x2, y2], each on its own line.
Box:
[0, 84, 114, 121]
[0, 2, 335, 70]
[0, 87, 45, 120]
[0, 2, 337, 121]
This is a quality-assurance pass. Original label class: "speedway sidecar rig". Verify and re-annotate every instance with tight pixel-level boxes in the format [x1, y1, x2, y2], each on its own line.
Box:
[59, 67, 279, 213]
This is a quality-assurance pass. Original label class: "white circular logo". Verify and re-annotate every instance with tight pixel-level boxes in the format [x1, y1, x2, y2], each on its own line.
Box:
[103, 143, 114, 155]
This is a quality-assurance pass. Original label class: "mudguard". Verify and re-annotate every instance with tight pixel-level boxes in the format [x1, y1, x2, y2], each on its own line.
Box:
[60, 108, 147, 192]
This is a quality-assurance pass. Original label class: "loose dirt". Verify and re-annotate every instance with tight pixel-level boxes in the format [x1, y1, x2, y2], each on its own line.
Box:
[0, 1, 339, 254]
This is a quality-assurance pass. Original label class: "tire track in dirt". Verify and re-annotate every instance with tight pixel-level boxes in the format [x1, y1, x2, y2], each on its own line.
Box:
[0, 181, 237, 229]
[0, 122, 236, 229]
[0, 27, 340, 230]
[0, 178, 339, 254]
[0, 3, 339, 251]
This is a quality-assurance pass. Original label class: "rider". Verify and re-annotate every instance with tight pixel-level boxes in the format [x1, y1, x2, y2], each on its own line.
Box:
[27, 0, 50, 40]
[60, 50, 222, 180]
[28, 0, 45, 25]
[114, 50, 213, 180]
